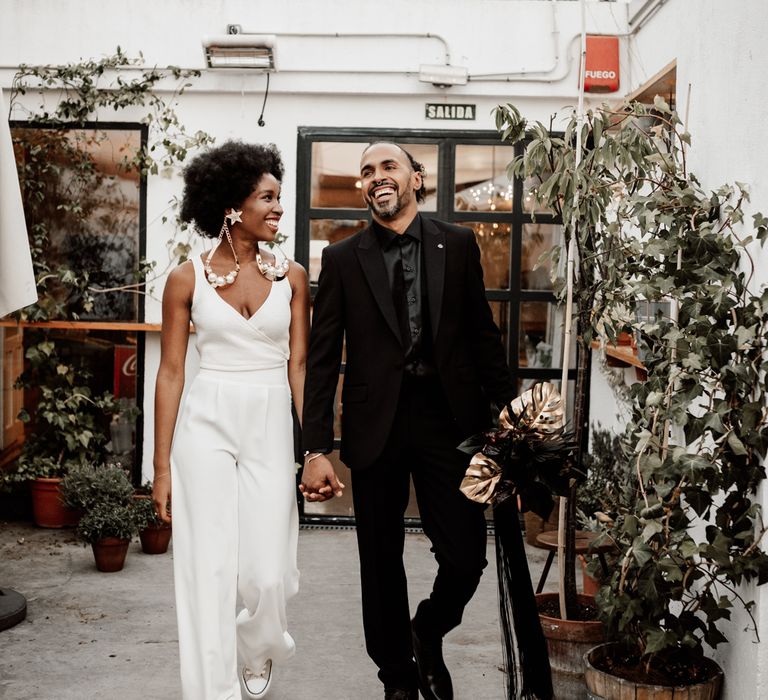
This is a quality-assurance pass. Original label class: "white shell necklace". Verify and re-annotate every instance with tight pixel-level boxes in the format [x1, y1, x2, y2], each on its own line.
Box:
[256, 244, 290, 282]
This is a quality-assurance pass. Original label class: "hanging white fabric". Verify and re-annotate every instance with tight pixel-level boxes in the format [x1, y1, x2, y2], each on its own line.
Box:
[0, 88, 37, 317]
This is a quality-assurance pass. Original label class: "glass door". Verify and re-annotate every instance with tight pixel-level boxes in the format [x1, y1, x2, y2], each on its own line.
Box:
[295, 127, 575, 522]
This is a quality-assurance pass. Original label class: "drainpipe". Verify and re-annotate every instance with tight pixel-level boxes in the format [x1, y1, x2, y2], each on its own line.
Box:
[629, 0, 672, 34]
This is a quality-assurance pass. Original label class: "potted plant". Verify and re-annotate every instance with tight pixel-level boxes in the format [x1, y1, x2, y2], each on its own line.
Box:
[0, 338, 116, 527]
[76, 501, 140, 572]
[576, 424, 629, 594]
[61, 462, 140, 572]
[1, 51, 214, 526]
[495, 99, 768, 696]
[132, 491, 172, 555]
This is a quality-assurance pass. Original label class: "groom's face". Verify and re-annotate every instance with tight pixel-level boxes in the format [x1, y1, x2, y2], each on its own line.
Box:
[359, 143, 422, 223]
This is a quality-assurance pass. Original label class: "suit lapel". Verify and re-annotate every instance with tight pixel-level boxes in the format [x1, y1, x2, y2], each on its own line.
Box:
[355, 226, 403, 346]
[422, 217, 445, 340]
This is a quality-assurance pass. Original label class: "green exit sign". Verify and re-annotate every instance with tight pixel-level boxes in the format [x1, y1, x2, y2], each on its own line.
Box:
[425, 103, 476, 120]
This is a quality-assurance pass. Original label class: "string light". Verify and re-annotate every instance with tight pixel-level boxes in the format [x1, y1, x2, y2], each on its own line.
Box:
[466, 180, 514, 210]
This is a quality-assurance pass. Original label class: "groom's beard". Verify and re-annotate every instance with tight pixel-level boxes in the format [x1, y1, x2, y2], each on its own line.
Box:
[365, 184, 414, 220]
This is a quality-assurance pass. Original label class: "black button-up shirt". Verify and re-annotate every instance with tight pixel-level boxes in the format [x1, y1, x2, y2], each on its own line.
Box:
[373, 215, 436, 376]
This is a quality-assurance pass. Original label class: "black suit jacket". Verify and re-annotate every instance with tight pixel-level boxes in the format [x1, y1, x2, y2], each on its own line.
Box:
[302, 217, 514, 469]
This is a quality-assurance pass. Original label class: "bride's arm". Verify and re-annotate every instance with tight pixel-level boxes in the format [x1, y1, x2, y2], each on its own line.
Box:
[152, 261, 193, 522]
[287, 261, 310, 426]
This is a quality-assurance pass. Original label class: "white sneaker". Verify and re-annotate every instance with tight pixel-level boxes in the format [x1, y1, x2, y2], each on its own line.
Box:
[242, 660, 272, 699]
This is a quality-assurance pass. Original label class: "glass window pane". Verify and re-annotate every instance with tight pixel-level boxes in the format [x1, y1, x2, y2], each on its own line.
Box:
[309, 219, 367, 282]
[311, 141, 438, 211]
[20, 328, 141, 473]
[488, 300, 510, 358]
[454, 145, 515, 212]
[12, 127, 142, 321]
[460, 222, 511, 290]
[303, 450, 423, 518]
[404, 143, 438, 211]
[308, 300, 347, 364]
[519, 301, 575, 370]
[311, 141, 367, 209]
[522, 223, 563, 290]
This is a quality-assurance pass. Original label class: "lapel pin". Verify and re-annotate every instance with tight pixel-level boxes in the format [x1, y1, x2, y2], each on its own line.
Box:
[437, 243, 444, 249]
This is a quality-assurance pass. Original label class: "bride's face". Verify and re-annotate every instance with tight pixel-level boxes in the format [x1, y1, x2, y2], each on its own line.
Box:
[228, 173, 283, 242]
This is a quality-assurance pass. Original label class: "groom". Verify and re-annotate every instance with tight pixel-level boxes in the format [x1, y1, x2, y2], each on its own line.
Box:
[301, 142, 514, 700]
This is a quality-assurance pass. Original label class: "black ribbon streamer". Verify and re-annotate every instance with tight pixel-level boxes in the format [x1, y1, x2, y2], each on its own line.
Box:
[494, 497, 553, 700]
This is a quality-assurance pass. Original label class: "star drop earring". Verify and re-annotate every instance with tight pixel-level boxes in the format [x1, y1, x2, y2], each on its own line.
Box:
[205, 214, 241, 288]
[225, 209, 243, 224]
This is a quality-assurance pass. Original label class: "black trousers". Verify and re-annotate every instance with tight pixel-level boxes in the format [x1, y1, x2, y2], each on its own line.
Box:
[350, 375, 488, 690]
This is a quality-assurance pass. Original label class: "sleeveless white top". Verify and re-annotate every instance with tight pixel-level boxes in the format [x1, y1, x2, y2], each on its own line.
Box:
[190, 255, 292, 371]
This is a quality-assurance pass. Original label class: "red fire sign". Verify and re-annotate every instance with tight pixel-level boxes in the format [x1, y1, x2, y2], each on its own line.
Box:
[584, 36, 620, 93]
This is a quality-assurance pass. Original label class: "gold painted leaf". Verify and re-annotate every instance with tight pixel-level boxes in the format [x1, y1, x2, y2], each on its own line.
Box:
[499, 381, 564, 437]
[460, 453, 502, 504]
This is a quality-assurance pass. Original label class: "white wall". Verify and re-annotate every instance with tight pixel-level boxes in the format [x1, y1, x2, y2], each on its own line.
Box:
[1, 1, 629, 98]
[1, 0, 632, 477]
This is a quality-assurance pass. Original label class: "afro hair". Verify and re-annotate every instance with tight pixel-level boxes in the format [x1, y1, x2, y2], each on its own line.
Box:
[179, 140, 284, 238]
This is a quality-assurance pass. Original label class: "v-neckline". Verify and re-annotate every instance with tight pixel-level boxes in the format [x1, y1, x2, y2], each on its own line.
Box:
[206, 275, 275, 323]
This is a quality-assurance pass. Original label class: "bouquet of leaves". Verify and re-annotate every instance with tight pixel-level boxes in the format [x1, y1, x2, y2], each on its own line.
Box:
[457, 382, 580, 700]
[459, 381, 579, 517]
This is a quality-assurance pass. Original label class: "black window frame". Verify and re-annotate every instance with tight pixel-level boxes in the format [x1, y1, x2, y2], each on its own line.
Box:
[296, 127, 577, 380]
[8, 120, 149, 484]
[295, 126, 584, 524]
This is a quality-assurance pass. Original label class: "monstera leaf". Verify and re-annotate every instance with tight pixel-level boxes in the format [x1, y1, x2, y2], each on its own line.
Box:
[460, 454, 502, 504]
[460, 382, 578, 518]
[500, 381, 565, 437]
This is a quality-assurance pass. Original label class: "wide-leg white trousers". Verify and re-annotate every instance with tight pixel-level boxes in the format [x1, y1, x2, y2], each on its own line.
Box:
[171, 367, 299, 700]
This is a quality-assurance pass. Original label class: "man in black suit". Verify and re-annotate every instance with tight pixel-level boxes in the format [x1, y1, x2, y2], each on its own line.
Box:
[301, 142, 514, 700]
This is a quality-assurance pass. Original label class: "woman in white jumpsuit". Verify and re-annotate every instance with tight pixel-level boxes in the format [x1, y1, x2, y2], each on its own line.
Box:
[152, 141, 309, 700]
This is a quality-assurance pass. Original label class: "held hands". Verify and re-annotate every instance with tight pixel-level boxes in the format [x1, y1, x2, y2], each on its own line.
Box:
[152, 470, 172, 524]
[299, 454, 345, 502]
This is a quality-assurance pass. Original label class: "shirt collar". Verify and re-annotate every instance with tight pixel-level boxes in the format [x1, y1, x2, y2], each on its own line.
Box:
[372, 214, 422, 250]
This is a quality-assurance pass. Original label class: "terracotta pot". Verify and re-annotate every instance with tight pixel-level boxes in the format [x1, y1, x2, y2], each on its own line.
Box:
[584, 642, 724, 699]
[30, 477, 80, 528]
[580, 555, 600, 596]
[139, 524, 172, 554]
[91, 537, 130, 572]
[537, 592, 605, 699]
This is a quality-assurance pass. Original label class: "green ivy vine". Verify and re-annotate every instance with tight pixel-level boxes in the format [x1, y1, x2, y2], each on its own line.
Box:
[9, 46, 214, 321]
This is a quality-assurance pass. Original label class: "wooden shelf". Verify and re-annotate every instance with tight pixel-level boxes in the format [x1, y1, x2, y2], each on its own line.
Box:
[0, 319, 162, 332]
[592, 340, 647, 379]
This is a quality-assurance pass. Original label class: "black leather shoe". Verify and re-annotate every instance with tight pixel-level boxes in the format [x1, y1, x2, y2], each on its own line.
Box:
[411, 622, 453, 700]
[384, 688, 417, 700]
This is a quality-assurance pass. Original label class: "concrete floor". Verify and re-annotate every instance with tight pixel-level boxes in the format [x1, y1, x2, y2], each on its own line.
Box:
[0, 522, 556, 700]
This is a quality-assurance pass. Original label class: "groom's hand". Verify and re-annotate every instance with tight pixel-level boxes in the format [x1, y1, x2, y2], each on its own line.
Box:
[300, 454, 345, 502]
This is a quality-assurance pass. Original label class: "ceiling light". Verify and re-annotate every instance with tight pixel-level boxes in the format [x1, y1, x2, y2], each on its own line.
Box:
[202, 34, 277, 70]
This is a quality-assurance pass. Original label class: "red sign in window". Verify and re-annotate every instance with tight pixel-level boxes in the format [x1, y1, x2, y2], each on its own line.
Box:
[584, 36, 620, 93]
[113, 344, 137, 398]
